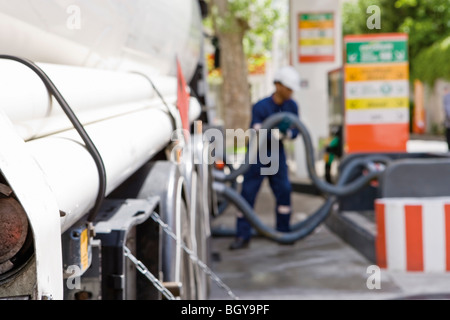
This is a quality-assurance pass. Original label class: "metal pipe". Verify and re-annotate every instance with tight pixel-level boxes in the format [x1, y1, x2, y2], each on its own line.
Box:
[0, 60, 180, 140]
[25, 97, 201, 233]
[0, 55, 108, 225]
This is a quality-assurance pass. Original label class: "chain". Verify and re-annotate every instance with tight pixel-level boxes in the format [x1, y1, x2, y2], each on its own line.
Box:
[123, 246, 176, 300]
[150, 212, 239, 300]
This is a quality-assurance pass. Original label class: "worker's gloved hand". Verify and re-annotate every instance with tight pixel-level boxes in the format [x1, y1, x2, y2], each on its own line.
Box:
[277, 116, 292, 134]
[272, 129, 284, 141]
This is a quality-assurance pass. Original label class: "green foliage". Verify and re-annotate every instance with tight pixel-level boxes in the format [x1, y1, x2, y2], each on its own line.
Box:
[342, 0, 402, 35]
[342, 0, 450, 83]
[412, 36, 450, 84]
[205, 0, 284, 56]
[395, 0, 450, 59]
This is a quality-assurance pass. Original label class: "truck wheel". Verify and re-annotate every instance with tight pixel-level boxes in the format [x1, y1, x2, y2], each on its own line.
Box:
[176, 200, 197, 300]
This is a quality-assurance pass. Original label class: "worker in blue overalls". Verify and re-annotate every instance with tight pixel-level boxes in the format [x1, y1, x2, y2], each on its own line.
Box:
[229, 66, 301, 250]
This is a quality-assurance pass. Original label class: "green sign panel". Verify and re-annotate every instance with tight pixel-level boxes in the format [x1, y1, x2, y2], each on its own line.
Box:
[300, 13, 333, 21]
[346, 40, 408, 64]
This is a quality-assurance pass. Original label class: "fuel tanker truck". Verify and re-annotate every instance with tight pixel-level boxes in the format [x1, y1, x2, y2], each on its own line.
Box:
[0, 0, 218, 300]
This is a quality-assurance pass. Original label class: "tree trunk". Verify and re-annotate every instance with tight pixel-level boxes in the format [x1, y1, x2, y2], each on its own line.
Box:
[218, 31, 251, 131]
[211, 0, 251, 133]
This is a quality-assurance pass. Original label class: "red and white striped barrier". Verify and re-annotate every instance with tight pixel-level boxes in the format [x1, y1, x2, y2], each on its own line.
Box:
[375, 197, 450, 272]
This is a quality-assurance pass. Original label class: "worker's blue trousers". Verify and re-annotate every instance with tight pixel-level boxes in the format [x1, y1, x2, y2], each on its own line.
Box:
[236, 150, 292, 240]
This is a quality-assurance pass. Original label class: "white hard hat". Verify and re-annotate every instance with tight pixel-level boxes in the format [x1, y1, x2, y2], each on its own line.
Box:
[274, 66, 301, 91]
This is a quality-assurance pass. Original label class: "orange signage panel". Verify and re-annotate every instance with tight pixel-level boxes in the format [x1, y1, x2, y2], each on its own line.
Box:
[345, 123, 410, 153]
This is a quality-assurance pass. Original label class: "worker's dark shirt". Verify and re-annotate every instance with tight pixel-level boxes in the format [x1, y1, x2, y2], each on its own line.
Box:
[250, 95, 300, 153]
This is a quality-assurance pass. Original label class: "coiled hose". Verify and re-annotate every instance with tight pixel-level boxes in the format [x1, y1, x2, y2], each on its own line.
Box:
[214, 112, 390, 197]
[212, 112, 390, 244]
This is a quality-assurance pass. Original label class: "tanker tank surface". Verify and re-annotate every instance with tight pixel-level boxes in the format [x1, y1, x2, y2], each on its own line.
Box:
[0, 0, 218, 300]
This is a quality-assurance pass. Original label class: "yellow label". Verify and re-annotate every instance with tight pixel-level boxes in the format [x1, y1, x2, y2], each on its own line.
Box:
[299, 20, 334, 29]
[346, 97, 409, 110]
[299, 38, 334, 46]
[345, 63, 409, 82]
[80, 229, 89, 271]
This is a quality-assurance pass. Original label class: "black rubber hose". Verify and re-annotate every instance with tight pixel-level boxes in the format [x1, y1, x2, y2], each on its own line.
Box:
[212, 153, 380, 244]
[211, 154, 389, 239]
[213, 181, 334, 244]
[211, 110, 392, 243]
[290, 154, 387, 232]
[213, 112, 390, 197]
[216, 164, 239, 216]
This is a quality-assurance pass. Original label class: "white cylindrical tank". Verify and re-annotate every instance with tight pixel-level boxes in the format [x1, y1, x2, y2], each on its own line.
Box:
[0, 0, 202, 80]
